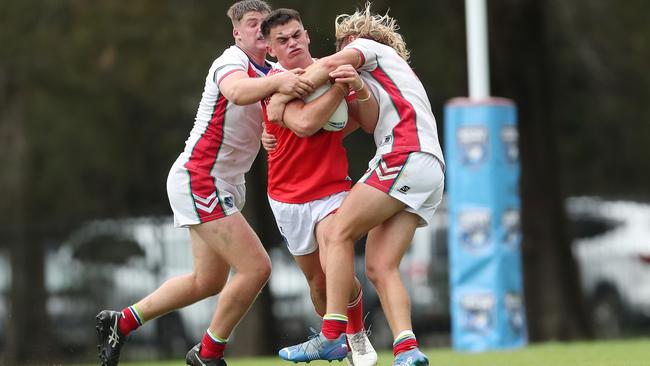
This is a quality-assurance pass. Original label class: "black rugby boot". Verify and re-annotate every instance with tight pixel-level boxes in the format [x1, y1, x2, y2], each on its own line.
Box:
[186, 343, 227, 366]
[96, 310, 127, 366]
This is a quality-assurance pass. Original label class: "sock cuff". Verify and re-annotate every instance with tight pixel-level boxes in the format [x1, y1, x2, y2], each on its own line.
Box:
[129, 305, 145, 325]
[207, 328, 228, 344]
[324, 313, 348, 322]
[393, 330, 416, 345]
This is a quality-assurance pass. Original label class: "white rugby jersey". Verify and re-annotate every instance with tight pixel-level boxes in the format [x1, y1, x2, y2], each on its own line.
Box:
[345, 38, 445, 167]
[179, 45, 272, 186]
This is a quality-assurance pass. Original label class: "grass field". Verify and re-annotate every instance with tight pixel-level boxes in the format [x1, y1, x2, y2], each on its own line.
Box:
[101, 338, 649, 366]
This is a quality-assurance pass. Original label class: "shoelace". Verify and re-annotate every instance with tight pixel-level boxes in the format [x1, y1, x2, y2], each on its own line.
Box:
[349, 332, 368, 354]
[107, 316, 120, 348]
[298, 328, 325, 354]
[349, 319, 374, 354]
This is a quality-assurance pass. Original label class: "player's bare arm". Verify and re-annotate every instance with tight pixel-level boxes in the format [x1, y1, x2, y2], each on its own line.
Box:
[340, 114, 360, 138]
[266, 48, 362, 115]
[301, 48, 363, 89]
[330, 64, 379, 133]
[219, 68, 315, 105]
[265, 103, 359, 143]
[266, 92, 295, 123]
[280, 82, 348, 137]
[346, 100, 376, 135]
[264, 48, 361, 117]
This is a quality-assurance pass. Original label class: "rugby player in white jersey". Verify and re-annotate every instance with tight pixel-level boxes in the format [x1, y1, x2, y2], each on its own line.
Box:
[268, 3, 445, 366]
[95, 2, 315, 366]
[260, 8, 379, 366]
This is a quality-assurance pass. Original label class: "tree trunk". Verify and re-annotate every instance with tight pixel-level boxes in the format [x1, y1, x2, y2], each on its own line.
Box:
[489, 0, 591, 340]
[0, 73, 51, 364]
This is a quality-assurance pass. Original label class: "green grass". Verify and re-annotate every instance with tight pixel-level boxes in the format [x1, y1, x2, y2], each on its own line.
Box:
[98, 339, 650, 366]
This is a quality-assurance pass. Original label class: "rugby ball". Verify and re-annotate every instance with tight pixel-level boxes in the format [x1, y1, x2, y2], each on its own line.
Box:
[303, 82, 348, 131]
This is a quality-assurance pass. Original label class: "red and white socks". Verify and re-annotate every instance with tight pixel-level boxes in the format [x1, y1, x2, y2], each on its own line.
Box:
[118, 305, 229, 360]
[118, 305, 144, 337]
[322, 314, 348, 340]
[199, 328, 228, 359]
[393, 330, 419, 356]
[346, 289, 365, 335]
[322, 289, 366, 340]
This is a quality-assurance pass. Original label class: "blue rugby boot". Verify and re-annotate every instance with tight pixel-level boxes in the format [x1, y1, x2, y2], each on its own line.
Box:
[279, 332, 348, 363]
[393, 348, 429, 366]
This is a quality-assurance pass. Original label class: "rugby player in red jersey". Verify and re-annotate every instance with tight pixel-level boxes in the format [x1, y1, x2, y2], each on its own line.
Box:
[260, 8, 379, 366]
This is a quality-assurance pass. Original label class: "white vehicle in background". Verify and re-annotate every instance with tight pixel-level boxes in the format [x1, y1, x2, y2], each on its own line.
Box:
[45, 217, 210, 357]
[568, 197, 650, 338]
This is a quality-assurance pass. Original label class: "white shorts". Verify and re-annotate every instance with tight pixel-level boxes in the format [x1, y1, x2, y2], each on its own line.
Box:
[167, 158, 245, 228]
[359, 151, 444, 227]
[268, 191, 348, 256]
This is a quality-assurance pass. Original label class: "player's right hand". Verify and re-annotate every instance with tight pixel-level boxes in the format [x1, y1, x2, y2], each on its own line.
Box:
[329, 64, 362, 91]
[261, 125, 277, 152]
[277, 68, 315, 98]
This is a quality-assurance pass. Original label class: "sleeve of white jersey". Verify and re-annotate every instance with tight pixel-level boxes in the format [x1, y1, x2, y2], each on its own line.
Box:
[212, 47, 249, 86]
[344, 38, 378, 72]
[261, 67, 284, 106]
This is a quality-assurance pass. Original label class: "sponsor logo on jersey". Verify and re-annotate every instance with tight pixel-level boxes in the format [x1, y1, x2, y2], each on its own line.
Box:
[192, 191, 219, 213]
[460, 292, 495, 334]
[457, 126, 488, 166]
[223, 196, 234, 208]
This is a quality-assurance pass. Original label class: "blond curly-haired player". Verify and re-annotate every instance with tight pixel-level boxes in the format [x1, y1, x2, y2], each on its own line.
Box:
[269, 3, 445, 366]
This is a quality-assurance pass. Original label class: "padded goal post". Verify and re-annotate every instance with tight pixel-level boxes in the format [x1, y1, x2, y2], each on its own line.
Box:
[444, 97, 527, 351]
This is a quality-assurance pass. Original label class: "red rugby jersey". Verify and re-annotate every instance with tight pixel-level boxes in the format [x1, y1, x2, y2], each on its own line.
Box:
[263, 67, 351, 204]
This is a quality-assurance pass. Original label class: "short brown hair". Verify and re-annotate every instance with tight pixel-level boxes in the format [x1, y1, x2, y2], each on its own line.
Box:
[227, 0, 272, 25]
[261, 8, 302, 38]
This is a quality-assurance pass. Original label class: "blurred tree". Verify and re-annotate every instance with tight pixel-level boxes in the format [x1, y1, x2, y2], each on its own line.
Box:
[490, 0, 591, 340]
[550, 0, 650, 199]
[1, 2, 52, 363]
[490, 0, 649, 339]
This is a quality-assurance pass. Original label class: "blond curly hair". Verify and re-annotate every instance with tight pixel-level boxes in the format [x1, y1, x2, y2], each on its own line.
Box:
[334, 2, 410, 62]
